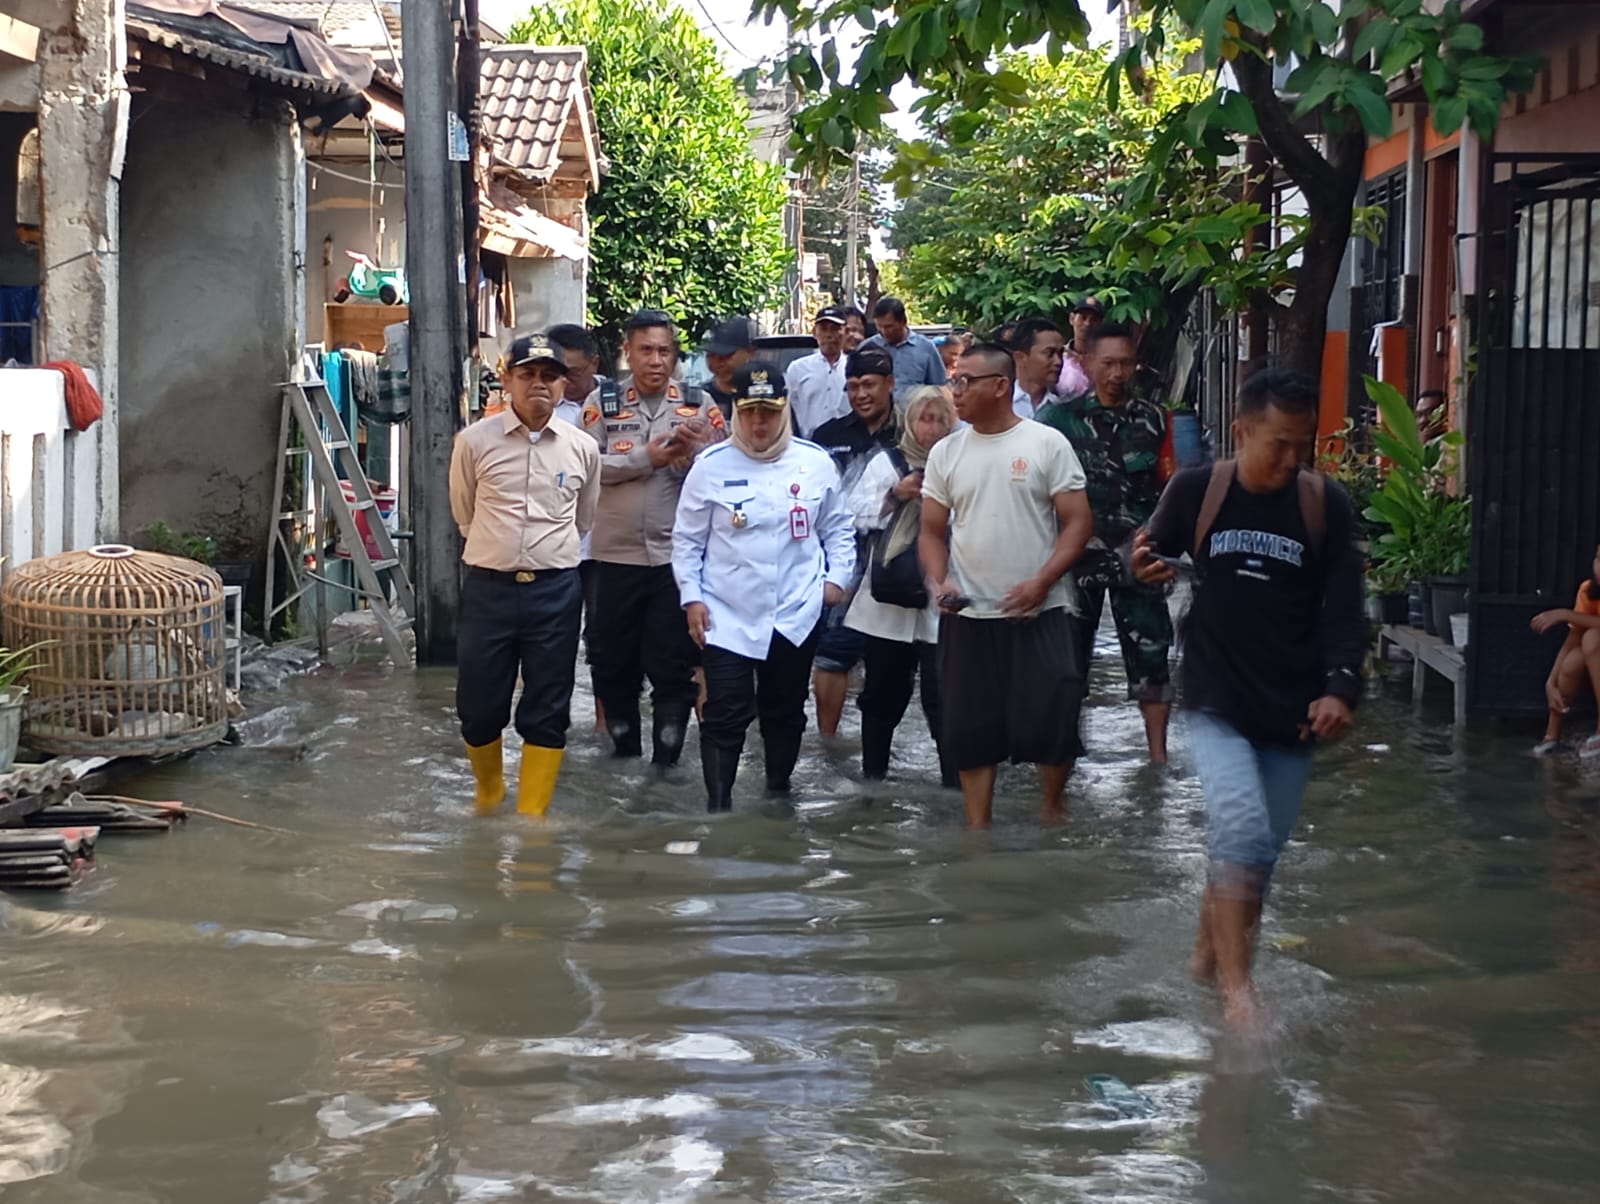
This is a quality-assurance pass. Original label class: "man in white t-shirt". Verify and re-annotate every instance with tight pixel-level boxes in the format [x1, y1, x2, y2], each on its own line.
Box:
[919, 342, 1094, 828]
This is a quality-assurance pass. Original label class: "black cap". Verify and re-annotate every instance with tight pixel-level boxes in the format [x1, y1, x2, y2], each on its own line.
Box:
[704, 316, 759, 355]
[814, 305, 847, 326]
[845, 346, 894, 378]
[1073, 295, 1105, 317]
[504, 332, 568, 372]
[731, 360, 788, 410]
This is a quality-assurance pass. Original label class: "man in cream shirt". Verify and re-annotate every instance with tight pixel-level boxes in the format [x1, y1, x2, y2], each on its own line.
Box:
[450, 332, 600, 817]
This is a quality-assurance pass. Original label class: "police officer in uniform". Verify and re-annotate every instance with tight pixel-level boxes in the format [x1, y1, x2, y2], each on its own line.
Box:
[583, 309, 726, 765]
[672, 362, 856, 810]
[450, 333, 600, 815]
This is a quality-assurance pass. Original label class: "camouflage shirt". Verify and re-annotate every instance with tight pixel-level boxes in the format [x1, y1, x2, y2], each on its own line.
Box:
[1038, 390, 1166, 550]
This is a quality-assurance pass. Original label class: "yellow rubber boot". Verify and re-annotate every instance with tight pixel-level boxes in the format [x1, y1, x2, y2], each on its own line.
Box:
[465, 738, 506, 815]
[517, 744, 564, 817]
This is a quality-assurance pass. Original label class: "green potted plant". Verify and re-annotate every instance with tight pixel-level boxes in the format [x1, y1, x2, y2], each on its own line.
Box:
[0, 640, 49, 771]
[1361, 377, 1470, 636]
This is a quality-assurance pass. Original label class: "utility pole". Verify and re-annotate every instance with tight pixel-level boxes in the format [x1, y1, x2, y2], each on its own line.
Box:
[1242, 135, 1272, 380]
[843, 151, 860, 309]
[402, 0, 467, 663]
[458, 0, 481, 357]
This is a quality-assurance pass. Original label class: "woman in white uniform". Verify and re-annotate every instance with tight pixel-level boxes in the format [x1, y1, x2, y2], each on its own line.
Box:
[845, 386, 959, 786]
[673, 361, 857, 810]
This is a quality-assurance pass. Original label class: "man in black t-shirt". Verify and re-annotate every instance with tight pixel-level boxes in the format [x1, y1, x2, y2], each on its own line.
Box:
[1132, 368, 1365, 1031]
[809, 347, 900, 735]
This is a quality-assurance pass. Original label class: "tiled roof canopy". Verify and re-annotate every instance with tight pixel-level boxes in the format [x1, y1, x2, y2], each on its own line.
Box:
[478, 45, 600, 187]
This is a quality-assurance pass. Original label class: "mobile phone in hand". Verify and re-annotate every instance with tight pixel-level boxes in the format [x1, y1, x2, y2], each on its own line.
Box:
[1150, 553, 1194, 576]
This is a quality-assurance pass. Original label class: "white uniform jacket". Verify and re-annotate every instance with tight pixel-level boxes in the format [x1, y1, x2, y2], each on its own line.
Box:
[672, 438, 857, 660]
[842, 449, 941, 644]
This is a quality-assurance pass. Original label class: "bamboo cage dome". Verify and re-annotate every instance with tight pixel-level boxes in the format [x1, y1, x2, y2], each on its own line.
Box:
[0, 545, 229, 756]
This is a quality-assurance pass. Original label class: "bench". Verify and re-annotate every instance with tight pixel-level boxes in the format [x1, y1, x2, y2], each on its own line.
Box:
[1377, 624, 1466, 724]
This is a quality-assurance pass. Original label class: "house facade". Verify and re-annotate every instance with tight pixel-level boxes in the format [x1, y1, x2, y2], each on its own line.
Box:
[1355, 0, 1600, 711]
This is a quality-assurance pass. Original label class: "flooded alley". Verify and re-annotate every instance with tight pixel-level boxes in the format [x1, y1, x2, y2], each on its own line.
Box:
[2, 656, 1598, 1204]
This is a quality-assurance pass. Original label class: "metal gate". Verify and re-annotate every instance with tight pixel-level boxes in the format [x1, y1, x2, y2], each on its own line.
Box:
[1468, 154, 1600, 712]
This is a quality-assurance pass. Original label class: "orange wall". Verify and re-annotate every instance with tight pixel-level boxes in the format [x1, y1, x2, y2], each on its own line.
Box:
[1364, 131, 1408, 181]
[1320, 332, 1348, 440]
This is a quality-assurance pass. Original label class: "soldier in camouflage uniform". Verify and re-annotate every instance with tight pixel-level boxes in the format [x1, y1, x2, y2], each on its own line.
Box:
[1038, 321, 1175, 763]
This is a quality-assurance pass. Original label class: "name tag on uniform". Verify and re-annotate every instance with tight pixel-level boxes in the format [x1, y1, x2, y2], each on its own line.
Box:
[788, 484, 809, 540]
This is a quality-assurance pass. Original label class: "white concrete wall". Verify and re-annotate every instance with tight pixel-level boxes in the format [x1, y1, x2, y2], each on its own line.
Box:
[0, 369, 100, 576]
[504, 256, 586, 353]
[117, 94, 297, 563]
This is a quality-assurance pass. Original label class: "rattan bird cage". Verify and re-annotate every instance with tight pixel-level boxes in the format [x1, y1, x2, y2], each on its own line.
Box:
[0, 545, 230, 756]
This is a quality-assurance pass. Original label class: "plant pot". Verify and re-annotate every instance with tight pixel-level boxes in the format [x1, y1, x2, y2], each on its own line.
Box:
[1450, 612, 1470, 648]
[1410, 581, 1432, 632]
[0, 685, 25, 772]
[1378, 592, 1409, 625]
[1430, 576, 1469, 643]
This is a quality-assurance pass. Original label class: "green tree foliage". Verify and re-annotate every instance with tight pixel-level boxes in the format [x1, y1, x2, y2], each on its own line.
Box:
[885, 43, 1291, 343]
[511, 0, 789, 347]
[757, 0, 1538, 373]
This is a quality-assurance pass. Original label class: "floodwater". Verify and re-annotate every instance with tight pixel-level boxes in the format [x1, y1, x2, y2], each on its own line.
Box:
[2, 639, 1599, 1204]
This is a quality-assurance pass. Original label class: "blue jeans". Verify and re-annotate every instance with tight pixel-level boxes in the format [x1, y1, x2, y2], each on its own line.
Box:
[1187, 710, 1314, 899]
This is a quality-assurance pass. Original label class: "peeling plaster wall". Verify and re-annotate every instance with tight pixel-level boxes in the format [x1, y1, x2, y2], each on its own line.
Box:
[118, 93, 297, 561]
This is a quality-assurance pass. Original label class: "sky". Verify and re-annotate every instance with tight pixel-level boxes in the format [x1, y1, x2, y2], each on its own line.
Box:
[480, 1, 1122, 73]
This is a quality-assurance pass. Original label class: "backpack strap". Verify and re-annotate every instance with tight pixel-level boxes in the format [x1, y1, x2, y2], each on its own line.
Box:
[1298, 469, 1327, 556]
[886, 446, 910, 477]
[1194, 459, 1236, 554]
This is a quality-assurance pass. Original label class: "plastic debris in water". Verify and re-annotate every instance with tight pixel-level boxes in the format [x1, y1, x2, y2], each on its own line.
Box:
[1084, 1074, 1157, 1119]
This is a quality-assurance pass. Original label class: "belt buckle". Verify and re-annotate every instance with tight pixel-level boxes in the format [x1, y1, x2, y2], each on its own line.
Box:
[514, 570, 537, 584]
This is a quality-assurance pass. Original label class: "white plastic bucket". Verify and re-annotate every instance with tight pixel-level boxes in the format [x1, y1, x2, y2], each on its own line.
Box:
[336, 480, 399, 560]
[1449, 612, 1469, 648]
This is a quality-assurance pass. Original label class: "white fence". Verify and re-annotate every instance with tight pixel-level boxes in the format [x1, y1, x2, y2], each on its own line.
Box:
[0, 369, 100, 577]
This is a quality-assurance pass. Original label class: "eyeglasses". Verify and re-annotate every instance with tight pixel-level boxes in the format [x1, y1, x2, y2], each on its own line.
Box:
[949, 373, 1006, 392]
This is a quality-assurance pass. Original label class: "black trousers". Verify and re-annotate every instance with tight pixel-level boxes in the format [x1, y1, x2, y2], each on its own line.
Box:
[587, 562, 700, 727]
[700, 627, 820, 769]
[456, 566, 581, 749]
[579, 558, 599, 654]
[938, 610, 1084, 770]
[859, 636, 942, 733]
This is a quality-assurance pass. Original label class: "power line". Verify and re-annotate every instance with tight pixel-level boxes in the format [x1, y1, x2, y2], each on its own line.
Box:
[690, 0, 754, 61]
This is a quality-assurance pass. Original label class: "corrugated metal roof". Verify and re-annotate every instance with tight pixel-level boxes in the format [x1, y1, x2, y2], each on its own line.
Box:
[128, 16, 357, 97]
[479, 45, 598, 185]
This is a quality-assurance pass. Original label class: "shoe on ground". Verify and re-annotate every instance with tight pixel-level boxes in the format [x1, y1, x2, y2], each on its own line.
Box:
[1532, 739, 1560, 757]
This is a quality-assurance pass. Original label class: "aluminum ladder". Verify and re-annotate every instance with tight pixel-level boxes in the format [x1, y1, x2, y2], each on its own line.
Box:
[264, 381, 415, 666]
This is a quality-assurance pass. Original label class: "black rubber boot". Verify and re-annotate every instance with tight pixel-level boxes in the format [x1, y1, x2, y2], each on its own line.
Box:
[606, 707, 642, 758]
[651, 702, 692, 768]
[861, 714, 894, 780]
[702, 742, 739, 812]
[763, 728, 803, 795]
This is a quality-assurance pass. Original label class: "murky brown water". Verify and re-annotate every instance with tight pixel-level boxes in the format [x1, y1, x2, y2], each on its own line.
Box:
[2, 641, 1599, 1203]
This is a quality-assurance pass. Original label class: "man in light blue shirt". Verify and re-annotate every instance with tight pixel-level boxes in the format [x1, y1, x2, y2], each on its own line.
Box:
[861, 296, 947, 397]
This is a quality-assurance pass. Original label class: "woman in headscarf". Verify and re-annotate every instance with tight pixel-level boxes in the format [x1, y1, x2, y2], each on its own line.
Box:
[672, 361, 857, 811]
[844, 385, 960, 786]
